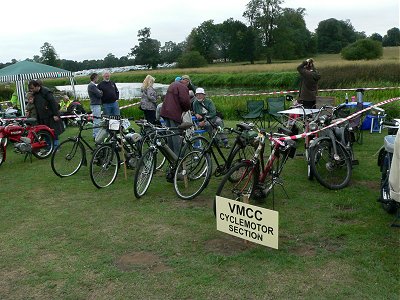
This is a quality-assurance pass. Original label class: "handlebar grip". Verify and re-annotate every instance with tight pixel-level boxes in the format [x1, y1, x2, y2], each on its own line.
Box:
[382, 121, 398, 127]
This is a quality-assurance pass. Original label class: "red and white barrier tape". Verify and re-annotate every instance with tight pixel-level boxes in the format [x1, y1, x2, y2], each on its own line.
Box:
[273, 97, 400, 142]
[214, 86, 399, 98]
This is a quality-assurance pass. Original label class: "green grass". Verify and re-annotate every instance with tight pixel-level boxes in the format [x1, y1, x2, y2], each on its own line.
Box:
[0, 122, 399, 299]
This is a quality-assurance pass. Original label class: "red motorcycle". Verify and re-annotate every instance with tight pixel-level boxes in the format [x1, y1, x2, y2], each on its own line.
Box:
[0, 117, 55, 166]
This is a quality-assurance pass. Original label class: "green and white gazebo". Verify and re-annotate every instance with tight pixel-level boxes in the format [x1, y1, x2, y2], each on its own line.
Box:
[0, 60, 75, 115]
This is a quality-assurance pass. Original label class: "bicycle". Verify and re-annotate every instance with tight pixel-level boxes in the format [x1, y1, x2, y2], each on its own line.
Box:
[214, 128, 297, 215]
[90, 115, 141, 188]
[173, 120, 259, 200]
[133, 121, 211, 198]
[308, 104, 357, 190]
[51, 112, 98, 177]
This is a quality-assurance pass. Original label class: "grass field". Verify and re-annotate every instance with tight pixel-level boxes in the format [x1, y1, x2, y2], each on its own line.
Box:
[0, 121, 399, 299]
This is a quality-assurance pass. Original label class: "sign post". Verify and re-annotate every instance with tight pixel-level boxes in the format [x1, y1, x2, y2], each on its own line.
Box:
[215, 196, 279, 249]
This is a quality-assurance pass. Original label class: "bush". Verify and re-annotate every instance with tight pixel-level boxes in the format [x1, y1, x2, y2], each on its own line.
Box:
[341, 39, 383, 60]
[177, 51, 208, 68]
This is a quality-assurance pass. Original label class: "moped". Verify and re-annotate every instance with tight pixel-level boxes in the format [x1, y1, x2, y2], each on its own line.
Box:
[0, 117, 55, 166]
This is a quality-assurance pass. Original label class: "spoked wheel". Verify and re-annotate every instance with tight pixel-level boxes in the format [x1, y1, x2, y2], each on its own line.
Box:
[0, 144, 5, 166]
[134, 148, 156, 198]
[173, 150, 212, 200]
[214, 161, 258, 216]
[51, 139, 85, 177]
[310, 139, 352, 190]
[141, 134, 166, 170]
[90, 144, 119, 189]
[305, 147, 314, 180]
[226, 144, 257, 182]
[32, 130, 54, 159]
[380, 154, 397, 214]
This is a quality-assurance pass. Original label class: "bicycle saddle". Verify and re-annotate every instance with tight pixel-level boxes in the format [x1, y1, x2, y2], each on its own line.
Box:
[178, 122, 193, 130]
[236, 122, 252, 131]
[24, 118, 38, 126]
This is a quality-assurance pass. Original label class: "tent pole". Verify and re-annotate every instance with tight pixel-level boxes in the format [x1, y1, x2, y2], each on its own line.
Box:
[16, 77, 26, 116]
[70, 76, 77, 100]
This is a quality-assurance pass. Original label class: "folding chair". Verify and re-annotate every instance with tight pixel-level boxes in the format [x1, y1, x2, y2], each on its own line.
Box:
[265, 97, 285, 128]
[348, 102, 364, 144]
[238, 100, 266, 128]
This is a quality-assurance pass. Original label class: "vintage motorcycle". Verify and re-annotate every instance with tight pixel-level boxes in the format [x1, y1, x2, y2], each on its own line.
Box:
[0, 117, 55, 166]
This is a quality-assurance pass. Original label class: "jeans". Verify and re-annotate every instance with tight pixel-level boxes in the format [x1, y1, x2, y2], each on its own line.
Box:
[164, 118, 182, 156]
[102, 102, 120, 116]
[90, 104, 102, 138]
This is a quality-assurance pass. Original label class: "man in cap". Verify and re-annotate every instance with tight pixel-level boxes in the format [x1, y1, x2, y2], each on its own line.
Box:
[192, 87, 230, 148]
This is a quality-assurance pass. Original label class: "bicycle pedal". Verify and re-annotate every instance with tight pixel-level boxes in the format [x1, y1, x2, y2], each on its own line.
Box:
[352, 159, 359, 166]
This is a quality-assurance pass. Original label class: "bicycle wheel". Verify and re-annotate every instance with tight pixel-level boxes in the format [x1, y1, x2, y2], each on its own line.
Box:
[51, 139, 85, 177]
[305, 147, 314, 180]
[225, 143, 257, 181]
[380, 154, 397, 213]
[32, 130, 54, 159]
[174, 150, 212, 200]
[182, 135, 210, 155]
[134, 148, 156, 198]
[90, 144, 119, 189]
[0, 144, 5, 167]
[310, 138, 352, 190]
[141, 134, 166, 170]
[214, 161, 258, 215]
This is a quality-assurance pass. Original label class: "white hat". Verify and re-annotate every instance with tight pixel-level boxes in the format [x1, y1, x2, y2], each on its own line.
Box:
[195, 87, 205, 94]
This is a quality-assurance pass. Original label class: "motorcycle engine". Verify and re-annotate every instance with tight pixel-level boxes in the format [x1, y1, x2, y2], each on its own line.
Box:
[14, 137, 32, 153]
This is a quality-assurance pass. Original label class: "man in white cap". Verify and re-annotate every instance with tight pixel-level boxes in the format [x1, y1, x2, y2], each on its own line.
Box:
[192, 87, 230, 148]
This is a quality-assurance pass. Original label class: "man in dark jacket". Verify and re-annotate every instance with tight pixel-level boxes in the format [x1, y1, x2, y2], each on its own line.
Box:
[160, 74, 191, 155]
[88, 73, 103, 139]
[28, 80, 64, 147]
[97, 71, 120, 116]
[297, 58, 321, 108]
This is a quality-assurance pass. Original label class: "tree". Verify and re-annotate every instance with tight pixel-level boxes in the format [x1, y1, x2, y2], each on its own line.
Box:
[382, 27, 400, 46]
[177, 51, 207, 68]
[129, 27, 161, 69]
[187, 20, 218, 63]
[273, 8, 314, 59]
[243, 0, 283, 63]
[370, 33, 383, 42]
[341, 39, 383, 60]
[40, 42, 59, 67]
[103, 53, 119, 68]
[160, 41, 185, 63]
[316, 18, 357, 53]
[214, 18, 256, 63]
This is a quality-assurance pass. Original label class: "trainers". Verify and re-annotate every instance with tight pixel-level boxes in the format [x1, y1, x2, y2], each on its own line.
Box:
[224, 144, 231, 149]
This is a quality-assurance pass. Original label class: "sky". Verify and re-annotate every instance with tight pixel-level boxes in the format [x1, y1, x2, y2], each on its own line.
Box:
[0, 0, 398, 64]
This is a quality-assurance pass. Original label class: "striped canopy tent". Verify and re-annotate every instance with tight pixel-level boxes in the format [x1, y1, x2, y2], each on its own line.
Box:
[0, 60, 75, 115]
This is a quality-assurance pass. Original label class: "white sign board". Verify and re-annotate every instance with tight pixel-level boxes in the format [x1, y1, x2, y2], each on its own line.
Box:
[215, 196, 279, 249]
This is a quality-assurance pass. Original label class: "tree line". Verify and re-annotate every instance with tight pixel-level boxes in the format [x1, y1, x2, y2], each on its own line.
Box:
[1, 0, 399, 71]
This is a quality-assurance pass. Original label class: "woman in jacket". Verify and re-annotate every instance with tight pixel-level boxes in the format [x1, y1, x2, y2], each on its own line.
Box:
[140, 75, 157, 124]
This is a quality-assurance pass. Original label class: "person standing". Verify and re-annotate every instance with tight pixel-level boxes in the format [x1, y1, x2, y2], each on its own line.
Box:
[160, 75, 191, 155]
[28, 80, 64, 147]
[87, 73, 103, 139]
[297, 58, 321, 109]
[97, 71, 120, 116]
[140, 75, 157, 124]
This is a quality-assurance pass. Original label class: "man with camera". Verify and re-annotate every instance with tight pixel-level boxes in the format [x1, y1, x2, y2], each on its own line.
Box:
[297, 58, 321, 109]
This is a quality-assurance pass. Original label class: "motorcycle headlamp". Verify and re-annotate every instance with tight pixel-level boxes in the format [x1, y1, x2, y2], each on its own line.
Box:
[309, 121, 318, 132]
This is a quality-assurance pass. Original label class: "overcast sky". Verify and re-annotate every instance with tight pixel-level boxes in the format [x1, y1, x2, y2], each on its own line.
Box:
[1, 0, 398, 63]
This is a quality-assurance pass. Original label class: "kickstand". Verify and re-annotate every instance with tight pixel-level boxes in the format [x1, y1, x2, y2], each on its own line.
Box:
[24, 152, 33, 163]
[270, 176, 289, 210]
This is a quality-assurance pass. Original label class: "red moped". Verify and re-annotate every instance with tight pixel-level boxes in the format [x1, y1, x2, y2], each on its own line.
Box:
[0, 117, 55, 166]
